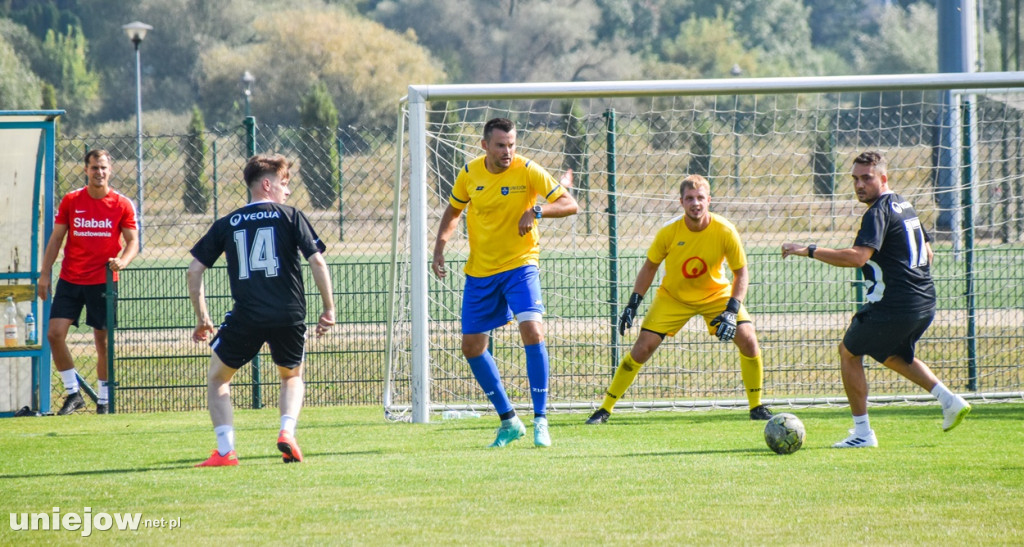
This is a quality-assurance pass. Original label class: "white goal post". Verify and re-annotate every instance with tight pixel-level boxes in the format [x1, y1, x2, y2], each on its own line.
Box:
[388, 72, 1024, 423]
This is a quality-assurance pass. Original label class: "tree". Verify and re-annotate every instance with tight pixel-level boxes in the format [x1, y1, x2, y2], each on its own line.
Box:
[657, 12, 757, 78]
[687, 120, 713, 180]
[428, 101, 462, 199]
[803, 0, 878, 51]
[41, 24, 100, 128]
[853, 3, 938, 75]
[184, 106, 210, 214]
[41, 82, 66, 196]
[370, 0, 639, 84]
[299, 81, 340, 211]
[812, 113, 837, 197]
[199, 6, 444, 128]
[0, 34, 41, 109]
[726, 0, 819, 75]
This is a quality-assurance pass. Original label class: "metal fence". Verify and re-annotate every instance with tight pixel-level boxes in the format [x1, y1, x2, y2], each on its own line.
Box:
[51, 93, 1024, 412]
[53, 120, 399, 412]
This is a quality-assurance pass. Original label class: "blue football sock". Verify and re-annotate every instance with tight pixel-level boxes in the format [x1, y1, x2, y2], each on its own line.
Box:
[525, 342, 549, 417]
[467, 351, 513, 415]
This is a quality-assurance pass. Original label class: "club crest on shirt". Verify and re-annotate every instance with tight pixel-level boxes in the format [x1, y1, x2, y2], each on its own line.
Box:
[501, 187, 509, 195]
[682, 257, 709, 279]
[500, 185, 526, 196]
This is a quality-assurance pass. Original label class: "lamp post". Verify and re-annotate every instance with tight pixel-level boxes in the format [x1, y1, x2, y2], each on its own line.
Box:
[242, 71, 255, 118]
[730, 63, 742, 194]
[122, 21, 152, 251]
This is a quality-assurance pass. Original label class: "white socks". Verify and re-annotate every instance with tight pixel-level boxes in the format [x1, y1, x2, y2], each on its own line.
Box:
[280, 415, 297, 436]
[214, 425, 235, 456]
[930, 382, 955, 408]
[60, 369, 79, 394]
[97, 381, 109, 405]
[853, 414, 872, 436]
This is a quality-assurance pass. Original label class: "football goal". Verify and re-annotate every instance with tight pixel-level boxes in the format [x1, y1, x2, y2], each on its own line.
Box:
[387, 72, 1024, 423]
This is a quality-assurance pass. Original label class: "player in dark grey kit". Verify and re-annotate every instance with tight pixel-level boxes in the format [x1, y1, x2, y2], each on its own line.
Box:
[188, 153, 335, 466]
[782, 151, 970, 448]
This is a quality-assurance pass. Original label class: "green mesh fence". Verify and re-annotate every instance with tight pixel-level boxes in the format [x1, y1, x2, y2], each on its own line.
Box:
[48, 86, 1024, 414]
[52, 122, 398, 411]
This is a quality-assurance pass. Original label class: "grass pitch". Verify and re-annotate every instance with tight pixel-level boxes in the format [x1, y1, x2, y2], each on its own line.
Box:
[2, 404, 1023, 545]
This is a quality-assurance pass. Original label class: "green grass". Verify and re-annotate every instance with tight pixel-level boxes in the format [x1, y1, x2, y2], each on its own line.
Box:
[2, 404, 1022, 544]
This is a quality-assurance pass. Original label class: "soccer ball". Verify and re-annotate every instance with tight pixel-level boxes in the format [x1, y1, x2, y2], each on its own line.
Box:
[764, 413, 805, 455]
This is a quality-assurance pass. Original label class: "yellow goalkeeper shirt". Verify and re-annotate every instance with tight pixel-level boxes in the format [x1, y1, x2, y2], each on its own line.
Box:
[450, 154, 565, 277]
[647, 212, 747, 305]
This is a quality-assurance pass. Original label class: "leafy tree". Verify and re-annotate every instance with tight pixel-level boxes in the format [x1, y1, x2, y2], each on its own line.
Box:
[6, 0, 81, 41]
[299, 81, 340, 210]
[657, 12, 757, 77]
[41, 82, 65, 195]
[687, 121, 712, 180]
[184, 106, 210, 214]
[41, 24, 100, 128]
[199, 6, 444, 128]
[726, 0, 818, 75]
[370, 0, 639, 84]
[803, 0, 878, 51]
[561, 100, 588, 187]
[78, 0, 258, 124]
[0, 34, 41, 109]
[428, 101, 462, 199]
[812, 113, 837, 197]
[853, 3, 938, 75]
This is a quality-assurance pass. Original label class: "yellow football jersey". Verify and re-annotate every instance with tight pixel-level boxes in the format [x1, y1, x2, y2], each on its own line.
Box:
[647, 212, 746, 305]
[450, 155, 566, 277]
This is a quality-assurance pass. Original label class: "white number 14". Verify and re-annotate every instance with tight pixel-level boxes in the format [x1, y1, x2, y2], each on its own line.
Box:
[233, 227, 280, 279]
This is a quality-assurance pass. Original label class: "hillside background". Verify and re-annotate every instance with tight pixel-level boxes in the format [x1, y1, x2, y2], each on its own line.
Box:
[0, 0, 1016, 134]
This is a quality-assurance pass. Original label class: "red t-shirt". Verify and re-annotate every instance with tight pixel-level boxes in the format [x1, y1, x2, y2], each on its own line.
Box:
[54, 187, 138, 285]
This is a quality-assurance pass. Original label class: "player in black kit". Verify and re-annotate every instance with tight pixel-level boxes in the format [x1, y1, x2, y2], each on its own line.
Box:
[188, 153, 335, 466]
[782, 151, 970, 448]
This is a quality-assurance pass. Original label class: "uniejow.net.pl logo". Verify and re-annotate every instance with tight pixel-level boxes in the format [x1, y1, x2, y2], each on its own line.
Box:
[10, 507, 181, 537]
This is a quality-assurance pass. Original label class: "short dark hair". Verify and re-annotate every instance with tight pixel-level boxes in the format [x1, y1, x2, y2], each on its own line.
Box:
[853, 151, 887, 174]
[483, 118, 515, 142]
[243, 153, 291, 187]
[84, 149, 112, 165]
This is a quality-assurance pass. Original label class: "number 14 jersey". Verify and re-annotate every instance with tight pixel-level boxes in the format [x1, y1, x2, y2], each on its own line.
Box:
[190, 201, 326, 327]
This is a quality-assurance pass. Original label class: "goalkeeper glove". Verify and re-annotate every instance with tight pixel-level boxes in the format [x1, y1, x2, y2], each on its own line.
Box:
[710, 298, 740, 342]
[618, 292, 643, 335]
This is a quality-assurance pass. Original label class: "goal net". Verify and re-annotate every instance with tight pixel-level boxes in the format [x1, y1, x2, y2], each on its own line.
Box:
[387, 73, 1024, 422]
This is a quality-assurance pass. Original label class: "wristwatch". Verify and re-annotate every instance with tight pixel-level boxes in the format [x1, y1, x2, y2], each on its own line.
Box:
[807, 244, 817, 259]
[533, 204, 543, 219]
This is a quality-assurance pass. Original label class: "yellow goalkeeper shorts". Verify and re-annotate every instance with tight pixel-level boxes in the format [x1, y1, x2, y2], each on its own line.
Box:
[640, 292, 752, 337]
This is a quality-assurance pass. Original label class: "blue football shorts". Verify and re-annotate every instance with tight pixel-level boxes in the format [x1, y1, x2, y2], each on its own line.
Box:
[461, 265, 544, 334]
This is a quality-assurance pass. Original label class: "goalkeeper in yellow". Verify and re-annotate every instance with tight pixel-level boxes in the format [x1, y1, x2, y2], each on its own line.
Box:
[432, 117, 578, 448]
[586, 174, 772, 424]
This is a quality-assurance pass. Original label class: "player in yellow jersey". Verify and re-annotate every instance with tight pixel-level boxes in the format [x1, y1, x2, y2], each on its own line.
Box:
[432, 118, 578, 448]
[586, 174, 772, 424]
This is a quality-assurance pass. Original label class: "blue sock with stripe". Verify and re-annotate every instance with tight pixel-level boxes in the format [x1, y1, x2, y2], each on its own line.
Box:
[467, 351, 513, 415]
[525, 342, 549, 417]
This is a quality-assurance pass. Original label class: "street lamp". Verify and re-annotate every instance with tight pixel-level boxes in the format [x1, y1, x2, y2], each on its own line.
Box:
[242, 70, 255, 118]
[122, 21, 152, 251]
[730, 63, 742, 194]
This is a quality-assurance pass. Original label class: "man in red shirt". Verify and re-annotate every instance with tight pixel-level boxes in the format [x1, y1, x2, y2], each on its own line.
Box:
[39, 149, 138, 415]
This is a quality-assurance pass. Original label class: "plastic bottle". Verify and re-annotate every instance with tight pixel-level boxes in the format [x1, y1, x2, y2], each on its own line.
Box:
[441, 409, 482, 420]
[3, 296, 17, 347]
[24, 311, 36, 346]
